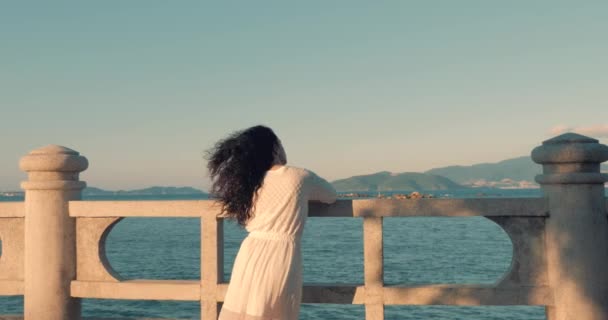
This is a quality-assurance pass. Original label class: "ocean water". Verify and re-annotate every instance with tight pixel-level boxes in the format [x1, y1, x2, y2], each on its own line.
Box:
[0, 189, 550, 319]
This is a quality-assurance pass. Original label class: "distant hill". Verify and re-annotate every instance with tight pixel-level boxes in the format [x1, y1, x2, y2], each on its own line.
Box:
[425, 156, 540, 184]
[83, 186, 207, 196]
[331, 171, 466, 192]
[426, 156, 608, 187]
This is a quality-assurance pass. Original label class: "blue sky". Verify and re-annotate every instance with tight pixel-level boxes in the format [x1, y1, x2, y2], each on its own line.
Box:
[1, 1, 607, 190]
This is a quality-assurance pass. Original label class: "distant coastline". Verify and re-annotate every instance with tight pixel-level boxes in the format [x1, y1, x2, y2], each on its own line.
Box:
[1, 186, 207, 200]
[0, 191, 24, 197]
[83, 186, 207, 197]
[2, 156, 603, 197]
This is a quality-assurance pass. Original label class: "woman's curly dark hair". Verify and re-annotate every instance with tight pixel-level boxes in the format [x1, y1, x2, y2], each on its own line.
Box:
[206, 125, 283, 226]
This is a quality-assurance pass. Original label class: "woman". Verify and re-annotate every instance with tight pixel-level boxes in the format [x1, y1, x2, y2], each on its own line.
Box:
[207, 125, 337, 320]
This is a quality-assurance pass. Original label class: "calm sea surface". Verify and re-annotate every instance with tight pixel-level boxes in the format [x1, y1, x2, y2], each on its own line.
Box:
[0, 189, 554, 319]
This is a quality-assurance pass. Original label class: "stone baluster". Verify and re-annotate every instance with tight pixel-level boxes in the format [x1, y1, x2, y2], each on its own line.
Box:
[532, 133, 608, 320]
[20, 145, 88, 320]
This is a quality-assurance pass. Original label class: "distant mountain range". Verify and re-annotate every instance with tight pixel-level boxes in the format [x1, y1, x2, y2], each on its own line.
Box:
[83, 186, 207, 196]
[4, 157, 606, 195]
[331, 171, 465, 192]
[82, 159, 608, 194]
[331, 156, 608, 192]
[425, 156, 539, 185]
[427, 156, 607, 187]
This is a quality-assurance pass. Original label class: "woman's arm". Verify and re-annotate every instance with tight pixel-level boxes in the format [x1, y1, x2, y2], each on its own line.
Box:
[308, 171, 338, 204]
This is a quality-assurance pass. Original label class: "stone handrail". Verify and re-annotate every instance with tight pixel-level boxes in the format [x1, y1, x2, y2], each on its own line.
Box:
[0, 132, 607, 320]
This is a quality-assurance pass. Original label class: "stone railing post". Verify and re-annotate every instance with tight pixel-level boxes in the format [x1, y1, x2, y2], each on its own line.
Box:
[363, 217, 384, 320]
[532, 133, 608, 320]
[20, 145, 88, 320]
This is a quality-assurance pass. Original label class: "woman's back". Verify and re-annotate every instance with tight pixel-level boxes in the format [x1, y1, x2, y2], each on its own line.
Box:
[246, 166, 337, 237]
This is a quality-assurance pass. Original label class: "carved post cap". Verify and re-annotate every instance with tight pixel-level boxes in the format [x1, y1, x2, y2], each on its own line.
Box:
[20, 145, 88, 190]
[20, 145, 88, 172]
[532, 133, 608, 184]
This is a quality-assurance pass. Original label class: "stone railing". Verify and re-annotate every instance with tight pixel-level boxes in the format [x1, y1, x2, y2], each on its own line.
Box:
[0, 133, 607, 320]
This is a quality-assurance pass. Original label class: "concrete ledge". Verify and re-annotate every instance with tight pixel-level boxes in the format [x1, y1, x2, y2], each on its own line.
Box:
[383, 285, 553, 306]
[0, 280, 23, 295]
[71, 280, 200, 301]
[8, 197, 608, 219]
[70, 281, 553, 306]
[68, 198, 549, 218]
[347, 198, 547, 217]
[69, 200, 215, 218]
[304, 284, 553, 306]
[0, 203, 24, 218]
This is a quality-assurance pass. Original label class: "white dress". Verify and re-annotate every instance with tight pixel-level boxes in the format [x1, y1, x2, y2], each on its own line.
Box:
[218, 166, 337, 320]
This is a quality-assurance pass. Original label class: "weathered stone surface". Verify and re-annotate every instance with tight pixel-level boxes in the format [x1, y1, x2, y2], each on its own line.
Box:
[69, 200, 216, 218]
[0, 280, 23, 295]
[313, 198, 546, 217]
[76, 217, 123, 281]
[532, 133, 608, 165]
[0, 203, 24, 218]
[0, 218, 24, 281]
[19, 145, 88, 175]
[71, 280, 200, 301]
[201, 216, 224, 319]
[21, 145, 88, 320]
[488, 217, 549, 288]
[533, 133, 608, 320]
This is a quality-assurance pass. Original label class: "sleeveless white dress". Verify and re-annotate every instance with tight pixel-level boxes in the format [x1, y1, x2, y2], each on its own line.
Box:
[218, 166, 337, 320]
